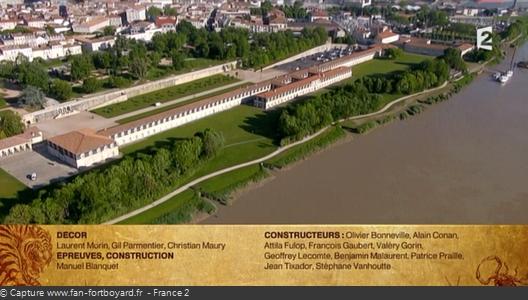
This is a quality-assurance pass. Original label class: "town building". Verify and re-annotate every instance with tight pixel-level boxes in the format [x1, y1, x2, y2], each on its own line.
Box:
[375, 30, 400, 44]
[254, 67, 352, 109]
[46, 128, 119, 168]
[0, 127, 43, 160]
[125, 6, 147, 24]
[72, 17, 110, 34]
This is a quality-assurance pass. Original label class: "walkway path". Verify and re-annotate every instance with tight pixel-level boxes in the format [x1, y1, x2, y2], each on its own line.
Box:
[109, 80, 248, 122]
[103, 81, 450, 224]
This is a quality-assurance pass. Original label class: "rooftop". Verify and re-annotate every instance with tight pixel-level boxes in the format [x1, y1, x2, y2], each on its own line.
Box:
[48, 128, 114, 155]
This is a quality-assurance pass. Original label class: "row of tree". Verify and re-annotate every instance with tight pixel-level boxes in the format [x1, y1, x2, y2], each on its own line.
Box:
[278, 82, 383, 144]
[277, 58, 451, 144]
[0, 110, 24, 139]
[4, 128, 225, 224]
[360, 59, 450, 95]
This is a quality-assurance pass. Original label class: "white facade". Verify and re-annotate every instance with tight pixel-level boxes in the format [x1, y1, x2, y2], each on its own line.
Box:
[72, 18, 110, 33]
[255, 68, 352, 110]
[100, 84, 272, 146]
[47, 141, 119, 168]
[126, 7, 147, 24]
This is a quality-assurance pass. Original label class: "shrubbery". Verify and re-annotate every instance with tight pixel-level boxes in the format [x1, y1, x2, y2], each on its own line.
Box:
[4, 128, 225, 224]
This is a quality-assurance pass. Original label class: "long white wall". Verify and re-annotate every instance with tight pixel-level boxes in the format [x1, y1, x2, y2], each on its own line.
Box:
[256, 69, 352, 109]
[107, 84, 272, 146]
[23, 61, 237, 124]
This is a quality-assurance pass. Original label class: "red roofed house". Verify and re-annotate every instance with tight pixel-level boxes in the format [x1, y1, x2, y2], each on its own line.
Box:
[375, 30, 400, 44]
[47, 128, 118, 168]
[0, 127, 42, 159]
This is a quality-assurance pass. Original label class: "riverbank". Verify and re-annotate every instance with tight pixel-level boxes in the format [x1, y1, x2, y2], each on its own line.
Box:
[109, 70, 465, 224]
[203, 42, 528, 224]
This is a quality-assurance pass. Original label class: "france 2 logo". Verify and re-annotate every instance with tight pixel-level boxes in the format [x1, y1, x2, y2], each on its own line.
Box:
[477, 26, 493, 51]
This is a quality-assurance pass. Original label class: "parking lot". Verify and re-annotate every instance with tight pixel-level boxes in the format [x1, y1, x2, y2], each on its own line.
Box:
[275, 46, 356, 72]
[0, 143, 78, 189]
[36, 111, 118, 138]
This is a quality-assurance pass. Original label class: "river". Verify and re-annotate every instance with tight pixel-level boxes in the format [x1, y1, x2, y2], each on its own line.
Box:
[202, 43, 528, 224]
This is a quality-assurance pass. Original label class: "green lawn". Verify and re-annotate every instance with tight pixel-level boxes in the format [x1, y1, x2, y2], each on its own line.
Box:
[118, 190, 199, 224]
[121, 105, 279, 177]
[0, 169, 25, 199]
[115, 83, 249, 124]
[0, 97, 7, 109]
[92, 74, 239, 118]
[118, 105, 282, 224]
[351, 53, 431, 79]
[146, 58, 225, 81]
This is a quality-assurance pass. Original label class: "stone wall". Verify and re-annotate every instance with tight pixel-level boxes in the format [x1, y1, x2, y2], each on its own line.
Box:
[22, 61, 237, 124]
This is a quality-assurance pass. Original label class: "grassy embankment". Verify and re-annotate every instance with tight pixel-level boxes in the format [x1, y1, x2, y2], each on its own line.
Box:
[92, 74, 239, 118]
[116, 105, 280, 224]
[0, 168, 28, 220]
[0, 96, 7, 109]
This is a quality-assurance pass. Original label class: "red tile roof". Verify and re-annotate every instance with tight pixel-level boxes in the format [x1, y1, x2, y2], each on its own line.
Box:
[48, 128, 114, 155]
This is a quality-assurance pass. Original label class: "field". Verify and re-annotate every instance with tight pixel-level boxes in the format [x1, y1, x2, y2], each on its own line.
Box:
[117, 105, 282, 224]
[196, 165, 268, 205]
[118, 190, 209, 224]
[0, 168, 25, 199]
[121, 105, 280, 177]
[0, 97, 7, 109]
[92, 74, 239, 118]
[146, 58, 224, 81]
[351, 53, 431, 79]
[115, 83, 249, 124]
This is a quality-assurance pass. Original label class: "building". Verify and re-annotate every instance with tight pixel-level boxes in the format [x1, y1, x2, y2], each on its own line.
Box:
[0, 20, 17, 31]
[398, 37, 449, 57]
[97, 82, 273, 146]
[0, 127, 42, 159]
[46, 129, 119, 168]
[254, 67, 352, 109]
[72, 17, 110, 34]
[97, 47, 383, 147]
[79, 36, 116, 52]
[345, 0, 372, 7]
[375, 30, 400, 44]
[457, 43, 475, 56]
[125, 6, 147, 24]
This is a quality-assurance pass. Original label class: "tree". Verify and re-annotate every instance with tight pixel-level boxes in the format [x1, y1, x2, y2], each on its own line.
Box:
[16, 61, 49, 91]
[164, 5, 178, 16]
[171, 51, 185, 70]
[102, 26, 116, 36]
[442, 48, 467, 73]
[150, 51, 161, 67]
[129, 55, 149, 80]
[198, 128, 225, 158]
[4, 205, 33, 224]
[0, 110, 24, 139]
[70, 55, 93, 81]
[82, 77, 101, 93]
[19, 86, 46, 109]
[172, 137, 203, 174]
[147, 6, 163, 19]
[49, 79, 73, 101]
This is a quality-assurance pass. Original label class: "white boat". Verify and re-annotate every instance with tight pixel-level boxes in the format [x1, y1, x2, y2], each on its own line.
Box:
[499, 74, 509, 84]
[506, 70, 513, 78]
[493, 72, 501, 80]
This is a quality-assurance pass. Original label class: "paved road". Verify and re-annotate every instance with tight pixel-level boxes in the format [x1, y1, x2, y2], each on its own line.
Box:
[109, 80, 249, 122]
[103, 81, 450, 224]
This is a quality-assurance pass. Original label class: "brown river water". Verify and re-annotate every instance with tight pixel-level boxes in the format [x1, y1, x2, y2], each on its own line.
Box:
[202, 43, 528, 224]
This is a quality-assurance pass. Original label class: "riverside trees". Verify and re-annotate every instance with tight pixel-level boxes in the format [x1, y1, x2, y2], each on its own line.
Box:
[277, 58, 451, 144]
[3, 128, 225, 224]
